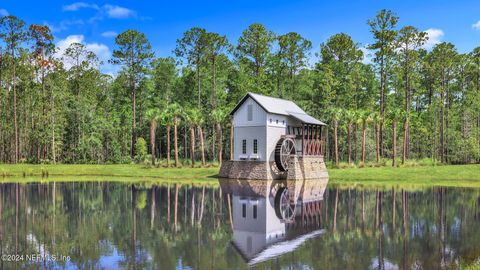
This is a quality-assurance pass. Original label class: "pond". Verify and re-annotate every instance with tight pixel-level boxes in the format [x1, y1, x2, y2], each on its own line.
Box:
[0, 179, 479, 269]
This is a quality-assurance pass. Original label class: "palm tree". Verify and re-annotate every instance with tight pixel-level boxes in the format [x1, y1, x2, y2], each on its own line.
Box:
[401, 110, 411, 164]
[159, 108, 174, 166]
[196, 112, 206, 166]
[185, 109, 198, 167]
[187, 108, 205, 166]
[343, 110, 356, 164]
[145, 108, 160, 165]
[212, 108, 227, 166]
[168, 103, 182, 167]
[372, 112, 382, 163]
[388, 108, 403, 167]
[358, 111, 374, 164]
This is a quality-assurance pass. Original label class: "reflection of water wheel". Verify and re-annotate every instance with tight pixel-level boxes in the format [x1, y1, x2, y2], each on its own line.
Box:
[275, 138, 296, 171]
[274, 187, 296, 222]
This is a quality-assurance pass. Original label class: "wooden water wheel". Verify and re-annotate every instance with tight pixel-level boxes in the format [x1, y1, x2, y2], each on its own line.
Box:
[274, 137, 296, 171]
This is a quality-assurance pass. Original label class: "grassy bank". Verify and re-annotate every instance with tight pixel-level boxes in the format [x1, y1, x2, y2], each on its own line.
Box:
[0, 164, 219, 179]
[0, 163, 479, 188]
[328, 164, 480, 188]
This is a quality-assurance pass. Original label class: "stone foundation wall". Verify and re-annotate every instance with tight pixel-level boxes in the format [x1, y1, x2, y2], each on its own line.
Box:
[286, 156, 329, 180]
[219, 156, 328, 180]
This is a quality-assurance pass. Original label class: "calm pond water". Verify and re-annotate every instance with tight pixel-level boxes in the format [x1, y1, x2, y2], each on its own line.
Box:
[0, 179, 479, 269]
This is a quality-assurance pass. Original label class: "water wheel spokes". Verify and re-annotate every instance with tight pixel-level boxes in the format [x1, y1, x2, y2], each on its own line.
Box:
[275, 137, 296, 171]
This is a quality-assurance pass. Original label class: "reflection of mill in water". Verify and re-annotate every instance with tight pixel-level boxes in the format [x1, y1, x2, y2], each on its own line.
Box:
[220, 178, 328, 266]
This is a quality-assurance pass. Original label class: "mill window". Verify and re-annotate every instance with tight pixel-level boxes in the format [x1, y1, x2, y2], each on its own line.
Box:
[247, 104, 253, 121]
[253, 139, 258, 154]
[242, 140, 247, 154]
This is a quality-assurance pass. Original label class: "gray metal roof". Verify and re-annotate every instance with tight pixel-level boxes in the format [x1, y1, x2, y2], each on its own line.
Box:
[230, 92, 327, 126]
[288, 112, 327, 126]
[248, 92, 305, 115]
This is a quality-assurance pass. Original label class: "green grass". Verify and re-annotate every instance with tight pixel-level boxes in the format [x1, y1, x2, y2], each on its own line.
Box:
[329, 164, 480, 188]
[0, 164, 219, 179]
[0, 163, 479, 188]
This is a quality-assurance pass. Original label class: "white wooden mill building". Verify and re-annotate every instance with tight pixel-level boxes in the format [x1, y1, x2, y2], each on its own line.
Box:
[219, 92, 328, 180]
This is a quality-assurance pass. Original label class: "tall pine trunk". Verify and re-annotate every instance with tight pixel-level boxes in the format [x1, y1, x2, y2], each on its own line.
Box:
[402, 49, 410, 165]
[174, 116, 179, 167]
[190, 126, 195, 167]
[198, 126, 205, 166]
[333, 119, 339, 166]
[51, 89, 56, 164]
[375, 122, 380, 163]
[13, 56, 19, 163]
[347, 123, 352, 164]
[150, 120, 156, 165]
[197, 58, 201, 108]
[440, 88, 445, 163]
[131, 85, 137, 158]
[166, 125, 171, 166]
[402, 118, 408, 164]
[392, 120, 397, 167]
[362, 121, 367, 163]
[212, 57, 217, 108]
[216, 123, 222, 166]
[379, 56, 386, 158]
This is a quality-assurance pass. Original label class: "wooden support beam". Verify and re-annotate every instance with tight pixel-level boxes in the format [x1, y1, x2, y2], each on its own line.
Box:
[305, 125, 309, 155]
[301, 123, 305, 156]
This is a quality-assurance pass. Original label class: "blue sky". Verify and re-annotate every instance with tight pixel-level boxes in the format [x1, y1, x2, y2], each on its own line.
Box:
[1, 0, 479, 74]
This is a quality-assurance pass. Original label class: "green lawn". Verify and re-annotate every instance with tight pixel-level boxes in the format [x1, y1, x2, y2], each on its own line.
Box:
[328, 164, 480, 188]
[0, 163, 479, 188]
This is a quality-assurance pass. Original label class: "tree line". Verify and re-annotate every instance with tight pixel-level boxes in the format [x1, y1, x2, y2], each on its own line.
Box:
[0, 9, 479, 166]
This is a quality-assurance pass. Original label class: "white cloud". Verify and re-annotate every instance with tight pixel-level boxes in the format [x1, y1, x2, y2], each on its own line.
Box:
[63, 2, 99, 11]
[45, 19, 84, 33]
[54, 35, 85, 66]
[360, 46, 373, 65]
[473, 20, 480, 30]
[101, 31, 117, 38]
[86, 42, 110, 62]
[104, 5, 136, 19]
[54, 34, 117, 74]
[63, 2, 135, 21]
[423, 28, 444, 50]
[0, 8, 9, 17]
[64, 3, 136, 22]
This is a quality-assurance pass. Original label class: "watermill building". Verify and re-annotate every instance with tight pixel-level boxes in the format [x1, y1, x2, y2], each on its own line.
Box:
[219, 92, 329, 180]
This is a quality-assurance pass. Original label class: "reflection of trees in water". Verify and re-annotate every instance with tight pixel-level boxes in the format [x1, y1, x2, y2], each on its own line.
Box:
[0, 183, 479, 269]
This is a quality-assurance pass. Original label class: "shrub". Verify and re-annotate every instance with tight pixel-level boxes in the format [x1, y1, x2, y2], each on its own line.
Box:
[401, 159, 419, 167]
[134, 137, 147, 163]
[378, 158, 389, 167]
[337, 162, 356, 169]
[182, 159, 192, 166]
[119, 156, 132, 164]
[40, 159, 51, 164]
[418, 158, 440, 166]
